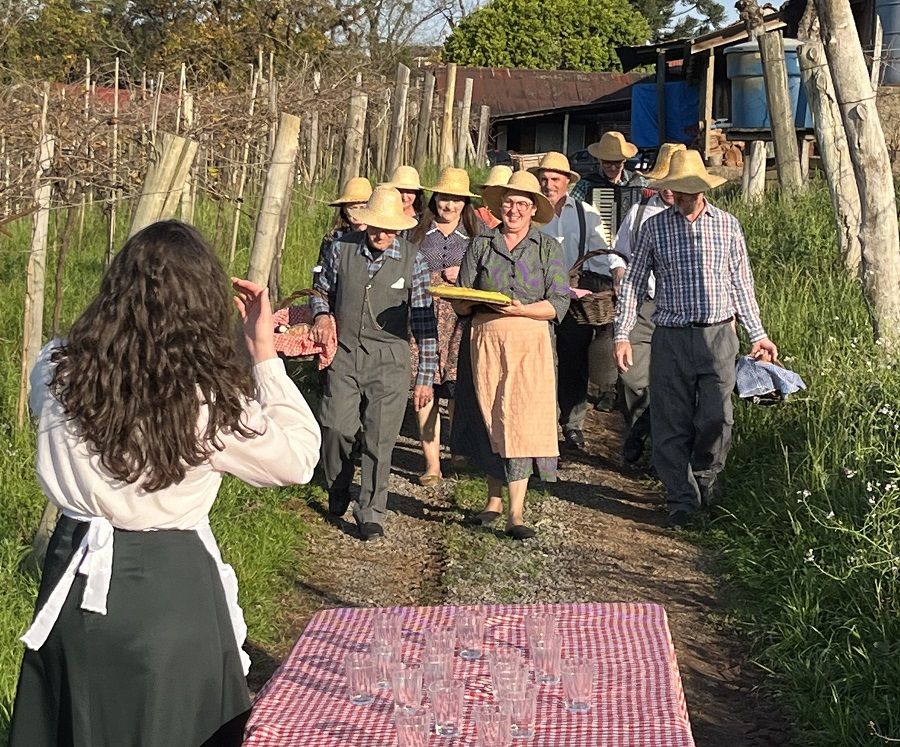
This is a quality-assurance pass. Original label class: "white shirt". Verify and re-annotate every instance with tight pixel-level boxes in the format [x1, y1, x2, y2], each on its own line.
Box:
[540, 195, 610, 276]
[610, 194, 670, 299]
[30, 343, 322, 531]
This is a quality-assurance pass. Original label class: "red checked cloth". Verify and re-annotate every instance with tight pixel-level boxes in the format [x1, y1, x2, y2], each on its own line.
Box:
[243, 602, 695, 746]
[272, 306, 336, 369]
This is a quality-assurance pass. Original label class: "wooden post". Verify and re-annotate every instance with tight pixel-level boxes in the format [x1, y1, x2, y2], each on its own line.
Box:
[699, 49, 715, 160]
[248, 113, 301, 288]
[742, 140, 766, 202]
[129, 132, 199, 238]
[180, 92, 196, 223]
[17, 133, 55, 428]
[562, 112, 570, 155]
[150, 72, 164, 144]
[176, 61, 186, 134]
[340, 91, 368, 189]
[308, 109, 319, 185]
[386, 63, 411, 176]
[656, 49, 667, 146]
[476, 105, 491, 166]
[229, 68, 260, 266]
[798, 39, 862, 272]
[440, 63, 457, 168]
[376, 90, 390, 179]
[456, 77, 473, 166]
[814, 0, 900, 345]
[871, 15, 883, 89]
[106, 57, 120, 266]
[414, 72, 435, 169]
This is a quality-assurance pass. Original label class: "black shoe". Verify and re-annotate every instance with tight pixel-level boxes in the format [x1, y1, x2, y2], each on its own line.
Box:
[473, 510, 502, 526]
[622, 432, 645, 464]
[327, 490, 351, 517]
[593, 391, 617, 412]
[505, 524, 537, 541]
[666, 509, 696, 529]
[359, 522, 385, 542]
[562, 429, 585, 450]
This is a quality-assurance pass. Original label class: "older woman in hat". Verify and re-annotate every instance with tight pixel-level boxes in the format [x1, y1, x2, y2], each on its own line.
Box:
[409, 167, 483, 485]
[383, 165, 426, 223]
[450, 171, 569, 540]
[614, 149, 777, 527]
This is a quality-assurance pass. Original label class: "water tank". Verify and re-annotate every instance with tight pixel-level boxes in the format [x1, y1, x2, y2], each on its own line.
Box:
[724, 38, 813, 129]
[876, 0, 900, 85]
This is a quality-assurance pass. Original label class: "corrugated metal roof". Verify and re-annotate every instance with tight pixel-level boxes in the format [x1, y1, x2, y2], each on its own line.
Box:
[431, 66, 646, 117]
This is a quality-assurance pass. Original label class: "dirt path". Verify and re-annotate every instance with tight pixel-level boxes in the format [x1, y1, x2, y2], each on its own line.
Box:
[249, 408, 793, 746]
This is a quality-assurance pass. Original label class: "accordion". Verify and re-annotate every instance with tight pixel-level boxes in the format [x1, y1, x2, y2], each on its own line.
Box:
[590, 186, 646, 246]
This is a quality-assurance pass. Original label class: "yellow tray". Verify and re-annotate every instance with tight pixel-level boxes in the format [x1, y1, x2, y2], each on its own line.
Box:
[428, 285, 512, 305]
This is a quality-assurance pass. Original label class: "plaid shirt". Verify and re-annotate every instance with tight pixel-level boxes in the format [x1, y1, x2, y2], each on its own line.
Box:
[614, 201, 766, 343]
[310, 236, 438, 387]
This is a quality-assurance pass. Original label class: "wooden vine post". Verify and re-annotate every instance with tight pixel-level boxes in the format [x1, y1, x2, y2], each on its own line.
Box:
[414, 72, 435, 170]
[814, 0, 900, 346]
[439, 64, 457, 168]
[456, 77, 474, 168]
[386, 63, 411, 177]
[129, 132, 199, 238]
[340, 91, 368, 189]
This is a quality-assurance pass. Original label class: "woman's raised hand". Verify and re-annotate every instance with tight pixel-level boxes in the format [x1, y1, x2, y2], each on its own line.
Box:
[232, 277, 277, 363]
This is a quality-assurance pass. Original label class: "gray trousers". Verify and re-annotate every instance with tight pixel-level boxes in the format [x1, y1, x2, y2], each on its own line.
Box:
[649, 323, 738, 513]
[619, 299, 656, 439]
[319, 344, 409, 526]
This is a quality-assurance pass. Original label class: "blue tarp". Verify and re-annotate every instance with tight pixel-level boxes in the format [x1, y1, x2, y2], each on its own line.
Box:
[630, 81, 700, 148]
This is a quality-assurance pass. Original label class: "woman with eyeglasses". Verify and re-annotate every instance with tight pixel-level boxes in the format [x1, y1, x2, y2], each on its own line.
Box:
[449, 171, 569, 540]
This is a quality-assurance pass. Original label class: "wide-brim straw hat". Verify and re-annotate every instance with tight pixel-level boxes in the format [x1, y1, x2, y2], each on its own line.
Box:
[528, 151, 580, 184]
[382, 165, 424, 192]
[641, 143, 687, 181]
[427, 167, 478, 198]
[482, 170, 555, 225]
[347, 185, 419, 231]
[650, 149, 728, 193]
[478, 165, 513, 189]
[329, 176, 373, 207]
[588, 131, 638, 161]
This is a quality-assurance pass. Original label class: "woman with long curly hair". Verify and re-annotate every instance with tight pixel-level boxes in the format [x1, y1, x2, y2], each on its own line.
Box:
[9, 220, 321, 746]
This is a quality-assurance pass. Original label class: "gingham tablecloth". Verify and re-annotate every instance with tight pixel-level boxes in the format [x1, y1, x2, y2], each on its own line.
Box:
[243, 603, 694, 746]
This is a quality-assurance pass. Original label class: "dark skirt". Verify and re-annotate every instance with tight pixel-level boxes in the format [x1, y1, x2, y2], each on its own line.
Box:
[9, 515, 250, 747]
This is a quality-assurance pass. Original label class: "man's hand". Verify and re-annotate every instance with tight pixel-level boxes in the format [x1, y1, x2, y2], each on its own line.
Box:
[614, 340, 633, 373]
[750, 337, 778, 363]
[413, 385, 434, 411]
[612, 266, 626, 297]
[310, 314, 336, 347]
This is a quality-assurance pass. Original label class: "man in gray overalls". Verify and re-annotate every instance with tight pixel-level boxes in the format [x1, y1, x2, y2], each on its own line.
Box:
[310, 186, 437, 541]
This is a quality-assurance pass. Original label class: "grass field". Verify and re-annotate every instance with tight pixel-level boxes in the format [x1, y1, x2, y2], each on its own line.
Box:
[0, 176, 897, 744]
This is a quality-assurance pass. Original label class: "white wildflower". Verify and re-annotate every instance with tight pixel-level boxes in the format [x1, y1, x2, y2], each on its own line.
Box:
[826, 510, 835, 520]
[844, 468, 857, 478]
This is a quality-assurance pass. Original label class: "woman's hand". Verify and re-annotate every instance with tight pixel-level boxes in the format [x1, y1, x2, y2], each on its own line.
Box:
[451, 299, 477, 316]
[492, 299, 524, 316]
[232, 278, 277, 363]
[310, 314, 337, 348]
[413, 385, 434, 411]
[442, 266, 460, 284]
[491, 299, 556, 321]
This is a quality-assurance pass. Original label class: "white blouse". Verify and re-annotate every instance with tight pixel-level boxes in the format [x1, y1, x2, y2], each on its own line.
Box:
[30, 342, 322, 531]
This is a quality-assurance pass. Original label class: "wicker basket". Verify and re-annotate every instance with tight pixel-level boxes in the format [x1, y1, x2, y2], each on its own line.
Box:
[568, 249, 616, 327]
[273, 289, 324, 361]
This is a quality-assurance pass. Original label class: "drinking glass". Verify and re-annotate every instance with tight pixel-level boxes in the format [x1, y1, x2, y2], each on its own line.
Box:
[373, 610, 404, 647]
[422, 651, 454, 688]
[491, 659, 529, 701]
[370, 640, 402, 689]
[472, 703, 512, 747]
[391, 664, 424, 713]
[457, 609, 485, 660]
[430, 680, 465, 738]
[424, 626, 457, 656]
[344, 651, 378, 706]
[499, 684, 538, 739]
[560, 657, 595, 713]
[523, 612, 557, 644]
[487, 645, 524, 670]
[530, 632, 561, 685]
[395, 705, 432, 747]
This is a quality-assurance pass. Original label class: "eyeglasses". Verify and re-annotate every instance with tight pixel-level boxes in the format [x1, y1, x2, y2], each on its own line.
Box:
[501, 199, 534, 213]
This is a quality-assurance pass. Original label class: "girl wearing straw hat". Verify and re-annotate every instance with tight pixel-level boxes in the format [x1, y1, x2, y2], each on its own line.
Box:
[408, 167, 483, 486]
[383, 165, 426, 224]
[309, 186, 438, 542]
[449, 171, 570, 540]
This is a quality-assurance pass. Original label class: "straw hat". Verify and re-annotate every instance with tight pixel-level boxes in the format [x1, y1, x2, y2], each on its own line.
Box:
[382, 165, 424, 192]
[587, 131, 638, 161]
[481, 170, 555, 225]
[427, 167, 478, 198]
[329, 176, 373, 207]
[650, 149, 727, 194]
[528, 151, 580, 184]
[347, 186, 419, 231]
[641, 143, 687, 181]
[478, 165, 513, 189]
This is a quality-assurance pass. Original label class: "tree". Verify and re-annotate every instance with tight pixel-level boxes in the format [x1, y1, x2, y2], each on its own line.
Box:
[443, 0, 649, 72]
[630, 0, 725, 42]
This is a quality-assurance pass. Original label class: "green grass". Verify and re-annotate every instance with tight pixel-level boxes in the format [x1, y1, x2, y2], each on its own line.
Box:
[709, 182, 900, 745]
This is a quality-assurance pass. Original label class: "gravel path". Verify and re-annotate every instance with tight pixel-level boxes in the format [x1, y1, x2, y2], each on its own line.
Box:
[250, 406, 793, 746]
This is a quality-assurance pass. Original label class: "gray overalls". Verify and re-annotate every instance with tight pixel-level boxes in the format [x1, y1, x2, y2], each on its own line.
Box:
[319, 234, 417, 527]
